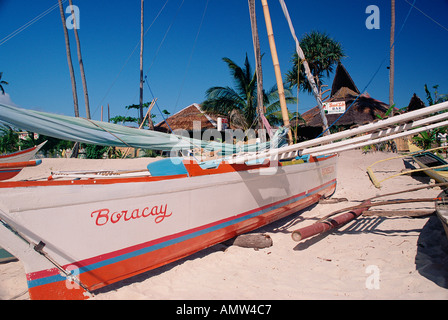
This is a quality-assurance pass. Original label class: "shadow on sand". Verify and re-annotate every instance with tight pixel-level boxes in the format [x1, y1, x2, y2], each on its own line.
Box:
[415, 215, 448, 289]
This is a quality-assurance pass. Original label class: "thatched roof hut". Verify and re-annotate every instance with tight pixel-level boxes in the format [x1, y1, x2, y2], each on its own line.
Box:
[154, 103, 224, 133]
[406, 93, 426, 112]
[299, 63, 392, 131]
[330, 63, 360, 97]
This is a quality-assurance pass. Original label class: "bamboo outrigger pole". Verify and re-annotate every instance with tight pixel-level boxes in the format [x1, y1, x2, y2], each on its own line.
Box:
[261, 0, 293, 144]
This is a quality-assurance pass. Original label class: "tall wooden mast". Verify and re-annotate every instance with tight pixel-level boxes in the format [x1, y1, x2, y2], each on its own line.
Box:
[389, 0, 395, 113]
[248, 0, 265, 134]
[139, 0, 145, 124]
[260, 0, 293, 144]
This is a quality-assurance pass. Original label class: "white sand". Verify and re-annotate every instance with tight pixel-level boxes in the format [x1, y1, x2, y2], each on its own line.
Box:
[1, 150, 447, 300]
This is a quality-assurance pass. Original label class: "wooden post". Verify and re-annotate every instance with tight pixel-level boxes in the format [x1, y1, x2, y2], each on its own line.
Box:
[68, 0, 91, 119]
[139, 0, 145, 123]
[57, 0, 79, 118]
[121, 98, 157, 159]
[389, 0, 395, 113]
[248, 0, 265, 136]
[261, 0, 293, 144]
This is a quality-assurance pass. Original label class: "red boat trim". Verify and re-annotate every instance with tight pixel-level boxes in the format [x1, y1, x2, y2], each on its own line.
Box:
[0, 145, 37, 159]
[0, 154, 337, 188]
[0, 169, 21, 181]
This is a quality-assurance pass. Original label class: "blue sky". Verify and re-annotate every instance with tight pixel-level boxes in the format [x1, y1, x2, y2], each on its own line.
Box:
[0, 0, 447, 125]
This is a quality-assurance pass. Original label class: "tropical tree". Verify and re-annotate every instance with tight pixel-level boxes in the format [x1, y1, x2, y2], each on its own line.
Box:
[0, 72, 9, 94]
[424, 84, 448, 106]
[263, 85, 297, 126]
[110, 102, 158, 128]
[202, 54, 296, 130]
[285, 31, 344, 101]
[412, 84, 448, 150]
[0, 126, 19, 153]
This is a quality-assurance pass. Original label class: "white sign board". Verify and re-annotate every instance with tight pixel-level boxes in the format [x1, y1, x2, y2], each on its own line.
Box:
[323, 101, 346, 114]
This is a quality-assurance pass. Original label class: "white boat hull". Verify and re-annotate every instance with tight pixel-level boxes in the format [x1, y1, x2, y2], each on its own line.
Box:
[0, 155, 337, 299]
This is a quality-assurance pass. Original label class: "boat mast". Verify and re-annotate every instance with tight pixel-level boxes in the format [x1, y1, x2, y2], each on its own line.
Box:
[248, 0, 265, 136]
[260, 0, 293, 144]
[139, 0, 145, 125]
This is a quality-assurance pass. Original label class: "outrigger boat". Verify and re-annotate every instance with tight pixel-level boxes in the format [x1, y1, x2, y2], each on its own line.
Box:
[0, 141, 45, 181]
[0, 149, 337, 299]
[1, 0, 448, 299]
[0, 100, 447, 299]
[410, 148, 448, 240]
[0, 142, 45, 262]
[411, 149, 448, 184]
[366, 144, 448, 188]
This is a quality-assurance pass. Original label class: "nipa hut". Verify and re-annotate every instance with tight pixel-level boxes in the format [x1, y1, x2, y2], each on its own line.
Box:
[297, 63, 394, 139]
[154, 103, 225, 134]
[406, 93, 426, 112]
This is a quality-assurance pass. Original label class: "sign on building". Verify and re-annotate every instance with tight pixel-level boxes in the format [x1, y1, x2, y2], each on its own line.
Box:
[323, 101, 346, 114]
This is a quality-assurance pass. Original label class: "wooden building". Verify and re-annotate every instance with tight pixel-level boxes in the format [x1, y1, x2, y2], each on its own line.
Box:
[297, 63, 393, 139]
[154, 103, 225, 134]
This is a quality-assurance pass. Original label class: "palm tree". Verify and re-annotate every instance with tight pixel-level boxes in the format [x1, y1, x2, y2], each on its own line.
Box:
[202, 54, 296, 130]
[285, 31, 344, 101]
[0, 125, 19, 153]
[263, 85, 297, 126]
[0, 72, 9, 95]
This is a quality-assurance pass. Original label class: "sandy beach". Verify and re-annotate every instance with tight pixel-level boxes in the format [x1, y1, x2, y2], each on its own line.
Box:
[1, 149, 447, 300]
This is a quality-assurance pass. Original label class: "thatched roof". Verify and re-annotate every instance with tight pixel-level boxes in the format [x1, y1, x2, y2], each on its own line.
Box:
[154, 103, 222, 133]
[301, 92, 390, 127]
[330, 63, 360, 97]
[299, 63, 391, 128]
[406, 93, 426, 111]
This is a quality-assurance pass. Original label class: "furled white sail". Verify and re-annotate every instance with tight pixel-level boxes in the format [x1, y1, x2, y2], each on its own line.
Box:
[0, 103, 286, 154]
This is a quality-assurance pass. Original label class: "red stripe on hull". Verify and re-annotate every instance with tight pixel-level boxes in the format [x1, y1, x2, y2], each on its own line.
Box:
[0, 146, 37, 160]
[0, 170, 21, 181]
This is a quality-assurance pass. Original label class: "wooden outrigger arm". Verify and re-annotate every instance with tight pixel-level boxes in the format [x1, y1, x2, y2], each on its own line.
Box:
[304, 116, 448, 157]
[227, 101, 448, 165]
